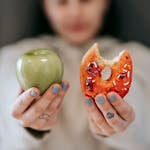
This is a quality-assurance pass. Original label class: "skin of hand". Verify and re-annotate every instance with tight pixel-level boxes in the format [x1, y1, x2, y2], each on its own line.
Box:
[83, 92, 135, 137]
[11, 80, 69, 131]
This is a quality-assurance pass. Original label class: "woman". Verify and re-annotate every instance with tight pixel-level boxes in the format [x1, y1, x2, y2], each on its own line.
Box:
[0, 0, 150, 149]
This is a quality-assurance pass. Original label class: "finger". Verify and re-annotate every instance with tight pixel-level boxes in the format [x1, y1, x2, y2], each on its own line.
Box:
[46, 95, 63, 116]
[107, 92, 135, 122]
[47, 80, 69, 112]
[40, 80, 69, 127]
[95, 94, 127, 132]
[32, 96, 63, 130]
[36, 97, 63, 131]
[42, 94, 65, 129]
[83, 97, 114, 134]
[88, 116, 111, 137]
[44, 80, 70, 117]
[11, 87, 40, 118]
[20, 84, 61, 127]
[60, 80, 69, 95]
[87, 114, 103, 135]
[22, 80, 69, 129]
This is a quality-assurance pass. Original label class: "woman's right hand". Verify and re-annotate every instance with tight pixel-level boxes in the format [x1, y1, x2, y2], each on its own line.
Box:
[11, 80, 69, 131]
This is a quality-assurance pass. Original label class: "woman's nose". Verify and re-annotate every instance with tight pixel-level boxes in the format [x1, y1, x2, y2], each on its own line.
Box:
[68, 2, 81, 18]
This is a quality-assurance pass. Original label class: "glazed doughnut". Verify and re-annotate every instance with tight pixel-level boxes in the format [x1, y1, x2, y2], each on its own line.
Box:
[80, 43, 133, 98]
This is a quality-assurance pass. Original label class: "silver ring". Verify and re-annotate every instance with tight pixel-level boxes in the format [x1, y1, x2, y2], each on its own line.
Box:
[39, 113, 50, 121]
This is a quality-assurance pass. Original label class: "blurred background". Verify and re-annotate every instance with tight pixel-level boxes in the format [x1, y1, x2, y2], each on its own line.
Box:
[0, 0, 149, 47]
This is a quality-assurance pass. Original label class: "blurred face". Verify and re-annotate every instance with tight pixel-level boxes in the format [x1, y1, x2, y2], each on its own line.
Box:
[44, 0, 108, 45]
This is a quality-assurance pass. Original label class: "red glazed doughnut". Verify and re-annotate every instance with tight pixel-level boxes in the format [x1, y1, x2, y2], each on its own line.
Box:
[80, 43, 133, 98]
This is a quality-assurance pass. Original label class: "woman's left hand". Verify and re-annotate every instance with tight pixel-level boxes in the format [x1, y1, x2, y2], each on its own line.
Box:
[83, 92, 135, 137]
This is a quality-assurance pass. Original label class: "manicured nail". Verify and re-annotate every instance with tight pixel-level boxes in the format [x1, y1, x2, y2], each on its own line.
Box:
[30, 90, 38, 97]
[62, 82, 68, 90]
[85, 99, 92, 106]
[96, 96, 105, 104]
[52, 86, 60, 94]
[108, 94, 116, 102]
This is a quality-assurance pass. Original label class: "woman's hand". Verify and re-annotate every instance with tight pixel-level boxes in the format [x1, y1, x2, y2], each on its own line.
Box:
[83, 92, 135, 137]
[11, 80, 69, 131]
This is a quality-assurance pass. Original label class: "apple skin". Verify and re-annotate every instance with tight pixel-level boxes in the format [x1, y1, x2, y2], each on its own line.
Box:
[16, 49, 64, 94]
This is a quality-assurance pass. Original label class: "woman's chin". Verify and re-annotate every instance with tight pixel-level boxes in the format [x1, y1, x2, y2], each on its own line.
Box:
[63, 34, 95, 46]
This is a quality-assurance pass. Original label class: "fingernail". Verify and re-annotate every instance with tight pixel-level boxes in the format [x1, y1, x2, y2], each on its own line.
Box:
[108, 94, 116, 102]
[30, 90, 38, 97]
[52, 86, 60, 94]
[85, 99, 92, 106]
[62, 82, 68, 90]
[96, 96, 105, 104]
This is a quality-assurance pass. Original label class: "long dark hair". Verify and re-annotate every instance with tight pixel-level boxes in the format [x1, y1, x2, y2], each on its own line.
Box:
[36, 0, 55, 35]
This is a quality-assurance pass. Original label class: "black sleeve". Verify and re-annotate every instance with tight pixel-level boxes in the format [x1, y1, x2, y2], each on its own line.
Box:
[24, 127, 51, 139]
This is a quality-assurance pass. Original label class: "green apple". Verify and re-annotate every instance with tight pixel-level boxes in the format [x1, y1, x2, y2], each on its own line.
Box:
[16, 48, 64, 94]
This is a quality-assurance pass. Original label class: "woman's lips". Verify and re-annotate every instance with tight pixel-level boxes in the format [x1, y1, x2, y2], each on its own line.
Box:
[68, 24, 88, 32]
